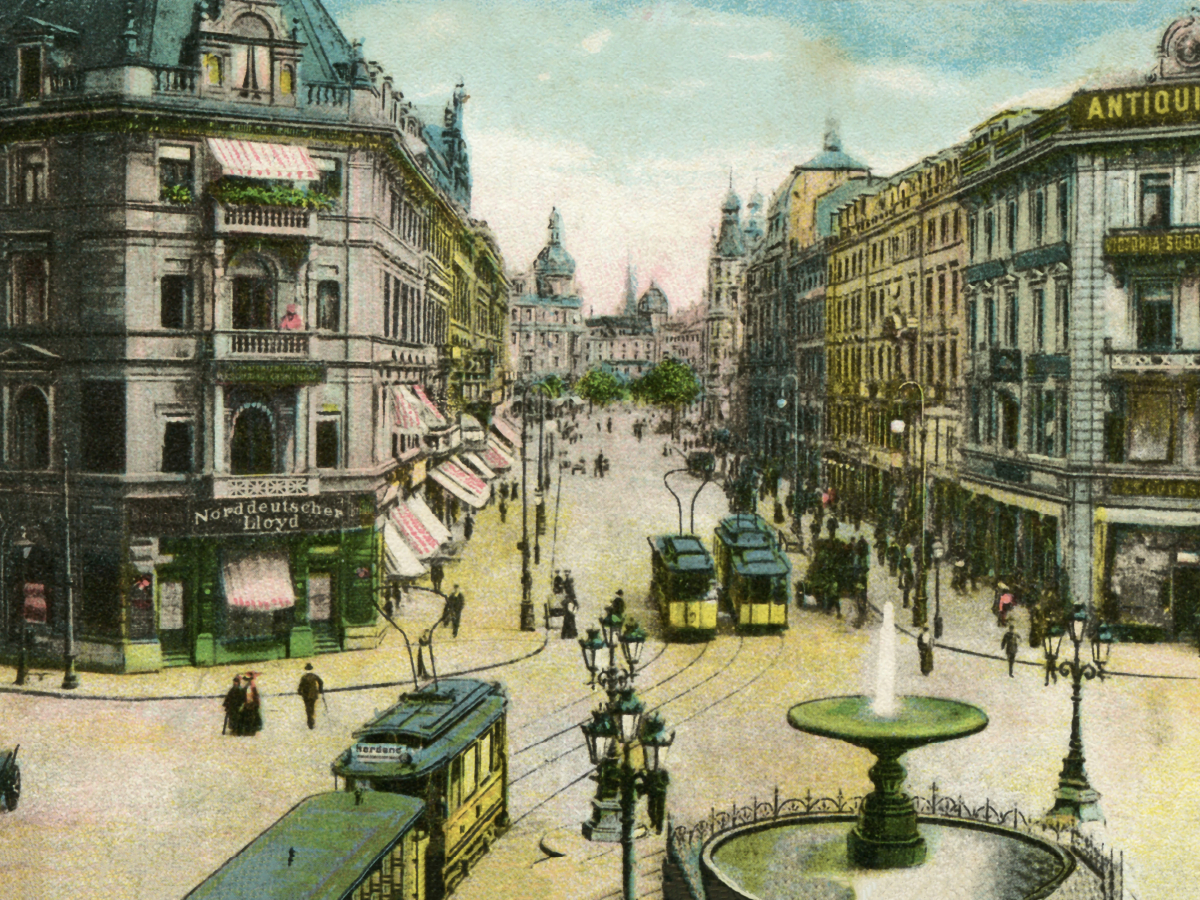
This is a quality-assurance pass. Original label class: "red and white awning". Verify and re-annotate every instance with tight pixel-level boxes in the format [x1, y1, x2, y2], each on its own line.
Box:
[383, 522, 427, 579]
[461, 452, 496, 481]
[406, 495, 452, 545]
[431, 457, 490, 509]
[411, 385, 447, 426]
[491, 417, 520, 449]
[222, 551, 296, 611]
[389, 503, 440, 559]
[482, 439, 514, 471]
[207, 138, 320, 181]
[391, 385, 424, 434]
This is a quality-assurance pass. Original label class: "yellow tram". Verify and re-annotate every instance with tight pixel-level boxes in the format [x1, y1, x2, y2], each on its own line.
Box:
[331, 679, 508, 899]
[648, 534, 718, 640]
[714, 515, 791, 631]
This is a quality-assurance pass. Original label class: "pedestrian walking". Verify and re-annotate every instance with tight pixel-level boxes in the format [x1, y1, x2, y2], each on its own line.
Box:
[440, 590, 454, 628]
[511, 479, 520, 499]
[597, 421, 601, 433]
[899, 557, 914, 609]
[431, 560, 445, 594]
[606, 417, 612, 433]
[1001, 623, 1020, 677]
[564, 570, 577, 604]
[449, 585, 464, 638]
[553, 570, 565, 595]
[917, 627, 934, 676]
[297, 663, 324, 730]
[222, 674, 244, 736]
[500, 481, 509, 501]
[463, 512, 474, 541]
[610, 589, 625, 617]
[498, 498, 508, 523]
[996, 584, 1015, 626]
[240, 672, 263, 736]
[383, 597, 394, 619]
[1044, 642, 1060, 686]
[561, 596, 579, 640]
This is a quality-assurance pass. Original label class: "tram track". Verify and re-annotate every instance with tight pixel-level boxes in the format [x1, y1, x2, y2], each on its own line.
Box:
[508, 633, 787, 827]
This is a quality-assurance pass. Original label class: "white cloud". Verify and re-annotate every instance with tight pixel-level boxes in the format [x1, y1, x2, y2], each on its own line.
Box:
[537, 72, 551, 82]
[581, 28, 613, 54]
[727, 50, 775, 61]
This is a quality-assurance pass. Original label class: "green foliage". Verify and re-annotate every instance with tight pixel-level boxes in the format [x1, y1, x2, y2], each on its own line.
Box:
[631, 357, 701, 410]
[160, 184, 194, 205]
[533, 374, 565, 399]
[575, 368, 624, 407]
[208, 178, 335, 210]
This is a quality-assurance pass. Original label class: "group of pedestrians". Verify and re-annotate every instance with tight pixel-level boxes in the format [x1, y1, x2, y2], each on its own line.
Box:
[221, 672, 263, 736]
[552, 569, 579, 639]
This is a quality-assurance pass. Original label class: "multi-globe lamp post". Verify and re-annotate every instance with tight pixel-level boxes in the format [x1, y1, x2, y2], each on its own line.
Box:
[890, 381, 928, 629]
[579, 607, 673, 900]
[1043, 603, 1113, 824]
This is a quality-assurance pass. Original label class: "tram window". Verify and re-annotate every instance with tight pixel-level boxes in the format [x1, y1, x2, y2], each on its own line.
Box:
[462, 744, 478, 798]
[449, 758, 462, 810]
[479, 731, 492, 777]
[492, 723, 504, 771]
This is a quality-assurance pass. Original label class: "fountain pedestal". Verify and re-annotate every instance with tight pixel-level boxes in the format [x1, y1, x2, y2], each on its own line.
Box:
[787, 695, 988, 870]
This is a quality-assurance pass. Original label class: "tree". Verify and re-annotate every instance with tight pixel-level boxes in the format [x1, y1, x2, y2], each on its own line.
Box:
[575, 367, 624, 408]
[631, 357, 702, 438]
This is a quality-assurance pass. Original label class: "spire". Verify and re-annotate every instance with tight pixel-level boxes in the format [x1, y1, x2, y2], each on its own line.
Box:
[548, 207, 564, 245]
[824, 115, 842, 153]
[623, 259, 639, 318]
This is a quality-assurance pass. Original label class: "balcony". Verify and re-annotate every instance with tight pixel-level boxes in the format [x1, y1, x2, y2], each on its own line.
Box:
[970, 347, 1022, 383]
[1105, 343, 1200, 373]
[212, 200, 319, 237]
[211, 474, 318, 499]
[215, 330, 311, 357]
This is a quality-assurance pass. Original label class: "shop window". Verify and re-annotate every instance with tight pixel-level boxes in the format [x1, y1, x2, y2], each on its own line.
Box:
[315, 417, 339, 468]
[233, 276, 274, 329]
[1140, 173, 1171, 228]
[80, 381, 125, 473]
[12, 387, 50, 470]
[17, 148, 46, 203]
[160, 275, 192, 329]
[1136, 283, 1174, 351]
[18, 46, 42, 101]
[161, 420, 194, 473]
[158, 146, 194, 203]
[10, 253, 49, 326]
[230, 405, 274, 474]
[317, 280, 340, 331]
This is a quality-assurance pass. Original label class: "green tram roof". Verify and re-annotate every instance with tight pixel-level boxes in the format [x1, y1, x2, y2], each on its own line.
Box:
[332, 679, 506, 781]
[732, 547, 792, 577]
[186, 791, 424, 900]
[651, 534, 714, 573]
[717, 514, 773, 535]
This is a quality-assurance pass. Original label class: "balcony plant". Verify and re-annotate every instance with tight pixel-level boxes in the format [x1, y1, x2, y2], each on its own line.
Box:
[207, 177, 335, 211]
[160, 184, 194, 205]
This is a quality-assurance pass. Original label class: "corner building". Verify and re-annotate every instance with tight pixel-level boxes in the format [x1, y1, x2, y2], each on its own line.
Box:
[0, 0, 507, 671]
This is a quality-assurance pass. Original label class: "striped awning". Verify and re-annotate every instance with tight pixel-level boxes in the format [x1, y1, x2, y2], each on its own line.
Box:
[406, 495, 452, 545]
[383, 522, 427, 579]
[411, 386, 446, 426]
[491, 417, 520, 449]
[392, 385, 424, 434]
[222, 551, 296, 611]
[461, 452, 496, 481]
[482, 439, 514, 471]
[389, 503, 440, 559]
[207, 138, 320, 181]
[430, 457, 490, 509]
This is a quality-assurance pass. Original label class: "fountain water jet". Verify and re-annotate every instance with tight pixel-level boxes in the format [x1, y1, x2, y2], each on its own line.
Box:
[872, 602, 896, 717]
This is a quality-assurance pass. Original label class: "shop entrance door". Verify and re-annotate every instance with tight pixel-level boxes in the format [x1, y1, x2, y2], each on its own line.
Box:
[1172, 568, 1200, 638]
[308, 573, 339, 653]
[158, 580, 190, 665]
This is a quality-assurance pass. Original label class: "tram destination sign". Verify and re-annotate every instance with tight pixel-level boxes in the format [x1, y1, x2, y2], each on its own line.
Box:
[1071, 82, 1200, 130]
[353, 743, 412, 763]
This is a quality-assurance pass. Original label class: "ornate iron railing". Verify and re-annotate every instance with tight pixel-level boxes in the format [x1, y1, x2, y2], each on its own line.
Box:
[306, 82, 350, 107]
[665, 785, 1128, 900]
[220, 204, 311, 231]
[153, 66, 198, 95]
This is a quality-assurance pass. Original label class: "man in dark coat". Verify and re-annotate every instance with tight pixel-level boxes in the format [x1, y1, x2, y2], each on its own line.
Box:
[223, 674, 244, 735]
[431, 560, 445, 594]
[610, 589, 626, 617]
[917, 627, 934, 676]
[498, 498, 508, 523]
[463, 512, 474, 540]
[500, 481, 509, 501]
[297, 663, 324, 730]
[1001, 623, 1020, 677]
[448, 585, 464, 638]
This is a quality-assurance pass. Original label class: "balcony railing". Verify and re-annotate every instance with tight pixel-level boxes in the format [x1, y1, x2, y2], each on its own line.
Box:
[212, 474, 317, 499]
[152, 66, 199, 95]
[214, 201, 318, 237]
[214, 330, 311, 357]
[1105, 341, 1200, 372]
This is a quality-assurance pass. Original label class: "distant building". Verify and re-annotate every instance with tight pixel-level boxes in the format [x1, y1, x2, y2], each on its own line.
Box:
[584, 266, 668, 381]
[661, 304, 707, 375]
[507, 209, 586, 381]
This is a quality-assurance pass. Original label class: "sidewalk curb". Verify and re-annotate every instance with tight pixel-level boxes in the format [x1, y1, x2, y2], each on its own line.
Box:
[0, 632, 550, 703]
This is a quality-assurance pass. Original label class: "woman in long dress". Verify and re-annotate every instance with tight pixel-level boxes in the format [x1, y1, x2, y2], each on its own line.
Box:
[240, 672, 263, 736]
[561, 597, 578, 640]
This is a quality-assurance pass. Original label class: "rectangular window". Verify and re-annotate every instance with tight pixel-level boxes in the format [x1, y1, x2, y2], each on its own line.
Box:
[1140, 173, 1171, 228]
[1032, 287, 1045, 350]
[937, 273, 946, 313]
[162, 420, 194, 473]
[968, 215, 977, 259]
[158, 146, 194, 203]
[18, 148, 46, 203]
[314, 157, 342, 201]
[1137, 282, 1174, 350]
[954, 211, 961, 241]
[1033, 191, 1045, 245]
[986, 295, 998, 346]
[1005, 291, 1018, 347]
[940, 213, 948, 244]
[160, 275, 192, 330]
[950, 340, 958, 381]
[1007, 200, 1018, 252]
[1056, 282, 1070, 350]
[81, 381, 126, 473]
[985, 210, 995, 257]
[18, 46, 42, 101]
[316, 418, 339, 468]
[383, 275, 391, 336]
[925, 276, 933, 316]
[11, 253, 49, 325]
[1058, 181, 1069, 238]
[317, 280, 340, 332]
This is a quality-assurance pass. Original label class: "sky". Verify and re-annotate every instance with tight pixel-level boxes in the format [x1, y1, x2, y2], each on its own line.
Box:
[326, 0, 1178, 315]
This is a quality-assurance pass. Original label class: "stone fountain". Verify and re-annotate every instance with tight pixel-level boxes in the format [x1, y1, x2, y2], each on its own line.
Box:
[787, 602, 988, 868]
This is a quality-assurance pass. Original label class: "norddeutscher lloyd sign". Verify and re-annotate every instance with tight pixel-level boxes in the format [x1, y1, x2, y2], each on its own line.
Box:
[191, 498, 348, 535]
[1071, 82, 1200, 129]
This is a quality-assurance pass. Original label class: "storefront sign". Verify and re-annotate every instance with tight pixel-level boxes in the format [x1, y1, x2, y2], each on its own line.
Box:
[1071, 82, 1200, 129]
[1103, 228, 1200, 257]
[191, 497, 348, 535]
[215, 362, 325, 385]
[353, 743, 411, 763]
[1109, 478, 1200, 499]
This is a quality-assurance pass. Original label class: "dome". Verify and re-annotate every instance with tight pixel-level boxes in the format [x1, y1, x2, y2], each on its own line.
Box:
[533, 207, 576, 278]
[639, 282, 669, 314]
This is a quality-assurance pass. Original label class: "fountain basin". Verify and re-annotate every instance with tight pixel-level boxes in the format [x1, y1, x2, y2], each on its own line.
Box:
[787, 695, 988, 868]
[702, 816, 1073, 900]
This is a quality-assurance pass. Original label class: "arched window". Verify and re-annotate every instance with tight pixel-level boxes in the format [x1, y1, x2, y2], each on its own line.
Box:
[13, 387, 49, 469]
[232, 15, 273, 97]
[230, 405, 274, 474]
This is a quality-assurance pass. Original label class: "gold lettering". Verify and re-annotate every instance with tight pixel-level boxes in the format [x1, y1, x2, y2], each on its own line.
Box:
[1145, 90, 1151, 115]
[1089, 97, 1106, 120]
[1126, 91, 1140, 115]
[1106, 95, 1122, 118]
[1176, 87, 1190, 112]
[1156, 90, 1170, 115]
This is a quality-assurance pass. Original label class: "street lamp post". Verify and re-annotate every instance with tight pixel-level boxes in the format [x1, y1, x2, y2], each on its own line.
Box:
[12, 528, 33, 686]
[519, 384, 536, 631]
[777, 373, 800, 514]
[1043, 605, 1112, 825]
[579, 608, 672, 900]
[61, 449, 79, 690]
[890, 382, 927, 629]
[931, 539, 945, 639]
